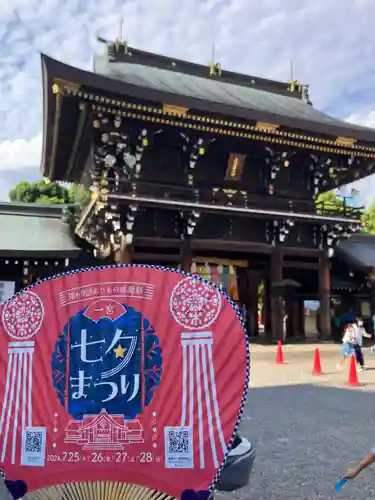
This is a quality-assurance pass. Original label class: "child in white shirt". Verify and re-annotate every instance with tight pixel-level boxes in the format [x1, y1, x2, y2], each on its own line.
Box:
[336, 324, 356, 370]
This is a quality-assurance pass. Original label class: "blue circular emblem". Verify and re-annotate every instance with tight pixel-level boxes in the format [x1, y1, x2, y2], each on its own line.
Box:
[51, 300, 162, 420]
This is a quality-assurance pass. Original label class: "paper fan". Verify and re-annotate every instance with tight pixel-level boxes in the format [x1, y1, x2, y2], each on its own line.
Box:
[0, 265, 249, 499]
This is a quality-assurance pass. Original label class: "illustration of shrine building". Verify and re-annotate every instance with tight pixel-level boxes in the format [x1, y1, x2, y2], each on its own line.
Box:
[39, 36, 375, 341]
[65, 409, 144, 450]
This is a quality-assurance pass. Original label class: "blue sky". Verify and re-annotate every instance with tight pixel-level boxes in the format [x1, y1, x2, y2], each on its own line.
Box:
[1, 0, 375, 205]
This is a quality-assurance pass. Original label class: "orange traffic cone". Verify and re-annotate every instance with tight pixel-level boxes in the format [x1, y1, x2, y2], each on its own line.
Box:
[312, 348, 322, 375]
[347, 355, 360, 387]
[276, 340, 284, 364]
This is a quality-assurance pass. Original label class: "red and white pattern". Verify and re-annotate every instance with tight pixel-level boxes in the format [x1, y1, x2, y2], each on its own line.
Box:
[1, 291, 44, 340]
[0, 291, 43, 464]
[169, 277, 221, 330]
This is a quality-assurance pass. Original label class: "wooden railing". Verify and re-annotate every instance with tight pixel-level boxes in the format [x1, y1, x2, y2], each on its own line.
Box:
[315, 200, 364, 221]
[114, 180, 364, 220]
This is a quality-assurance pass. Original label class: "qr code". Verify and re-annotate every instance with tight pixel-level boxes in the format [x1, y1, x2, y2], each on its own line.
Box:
[24, 430, 43, 453]
[166, 428, 190, 454]
[21, 427, 46, 467]
[164, 426, 193, 469]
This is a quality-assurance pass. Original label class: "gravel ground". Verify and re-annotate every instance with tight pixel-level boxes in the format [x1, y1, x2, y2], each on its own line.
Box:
[216, 343, 375, 500]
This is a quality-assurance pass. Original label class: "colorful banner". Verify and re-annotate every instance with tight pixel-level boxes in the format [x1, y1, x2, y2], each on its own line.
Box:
[0, 265, 249, 498]
[191, 263, 239, 301]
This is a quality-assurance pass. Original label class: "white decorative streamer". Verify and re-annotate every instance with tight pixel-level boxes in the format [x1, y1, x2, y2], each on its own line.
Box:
[181, 331, 227, 469]
[181, 343, 187, 427]
[201, 342, 219, 469]
[195, 344, 204, 469]
[0, 342, 35, 464]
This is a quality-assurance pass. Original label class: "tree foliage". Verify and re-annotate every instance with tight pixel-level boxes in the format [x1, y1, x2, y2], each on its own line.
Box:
[315, 191, 345, 214]
[9, 179, 91, 207]
[315, 190, 375, 234]
[362, 198, 375, 234]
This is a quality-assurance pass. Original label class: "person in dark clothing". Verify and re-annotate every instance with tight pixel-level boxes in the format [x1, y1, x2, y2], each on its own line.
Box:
[0, 467, 27, 499]
[353, 318, 372, 371]
[5, 480, 28, 499]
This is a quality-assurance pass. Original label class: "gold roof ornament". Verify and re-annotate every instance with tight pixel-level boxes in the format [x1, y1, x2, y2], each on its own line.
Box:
[209, 44, 222, 76]
[255, 122, 279, 133]
[287, 60, 301, 93]
[96, 28, 128, 57]
[114, 38, 128, 53]
[287, 80, 301, 93]
[336, 136, 357, 147]
[114, 15, 128, 54]
[162, 104, 188, 117]
[209, 61, 222, 76]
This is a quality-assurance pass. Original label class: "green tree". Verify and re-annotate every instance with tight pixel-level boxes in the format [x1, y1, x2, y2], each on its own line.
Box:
[67, 184, 92, 207]
[9, 179, 90, 207]
[362, 198, 375, 234]
[315, 191, 345, 214]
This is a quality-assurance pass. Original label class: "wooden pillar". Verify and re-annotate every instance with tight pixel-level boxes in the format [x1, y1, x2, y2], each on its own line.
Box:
[270, 247, 284, 341]
[237, 269, 249, 335]
[285, 294, 292, 339]
[180, 239, 192, 272]
[297, 299, 306, 338]
[319, 251, 331, 340]
[245, 270, 260, 338]
[285, 291, 299, 339]
[263, 279, 272, 341]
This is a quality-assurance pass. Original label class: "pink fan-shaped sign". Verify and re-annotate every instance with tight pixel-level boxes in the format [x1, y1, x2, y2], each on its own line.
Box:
[0, 266, 249, 498]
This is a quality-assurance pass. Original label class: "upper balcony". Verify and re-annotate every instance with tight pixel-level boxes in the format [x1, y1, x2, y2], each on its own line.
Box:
[315, 198, 364, 222]
[108, 180, 364, 227]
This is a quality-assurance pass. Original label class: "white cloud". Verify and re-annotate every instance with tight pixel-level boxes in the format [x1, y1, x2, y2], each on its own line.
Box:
[346, 108, 375, 129]
[1, 0, 375, 203]
[0, 133, 41, 170]
[343, 112, 375, 207]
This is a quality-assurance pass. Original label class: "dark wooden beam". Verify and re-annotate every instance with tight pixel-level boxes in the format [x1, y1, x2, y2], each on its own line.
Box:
[283, 260, 319, 270]
[133, 252, 180, 263]
[282, 247, 320, 257]
[135, 237, 181, 248]
[134, 237, 323, 257]
[191, 239, 273, 253]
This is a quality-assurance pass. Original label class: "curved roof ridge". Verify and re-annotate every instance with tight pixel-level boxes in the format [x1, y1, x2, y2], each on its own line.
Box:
[94, 44, 302, 99]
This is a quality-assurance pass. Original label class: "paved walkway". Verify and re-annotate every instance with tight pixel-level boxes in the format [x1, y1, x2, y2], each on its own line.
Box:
[216, 343, 375, 500]
[250, 343, 375, 391]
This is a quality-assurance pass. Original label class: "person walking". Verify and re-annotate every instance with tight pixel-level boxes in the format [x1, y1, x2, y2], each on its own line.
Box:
[353, 318, 371, 371]
[336, 323, 356, 370]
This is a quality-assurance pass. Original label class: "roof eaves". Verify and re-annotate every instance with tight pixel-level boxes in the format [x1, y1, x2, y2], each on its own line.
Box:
[0, 202, 67, 218]
[42, 54, 375, 148]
